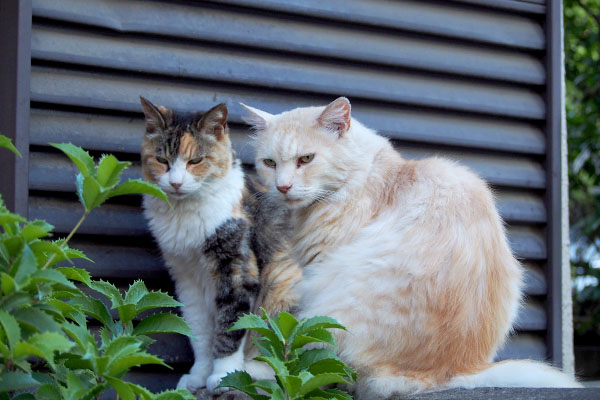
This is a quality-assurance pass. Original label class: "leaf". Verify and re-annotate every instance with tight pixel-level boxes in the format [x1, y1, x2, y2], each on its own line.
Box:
[36, 383, 61, 400]
[229, 313, 281, 345]
[278, 375, 302, 398]
[50, 143, 94, 177]
[261, 308, 284, 344]
[62, 322, 97, 354]
[117, 304, 138, 324]
[0, 371, 39, 392]
[105, 376, 135, 400]
[292, 348, 339, 374]
[69, 295, 114, 330]
[0, 134, 22, 157]
[0, 309, 21, 351]
[0, 211, 26, 225]
[12, 307, 61, 333]
[1, 273, 17, 295]
[21, 220, 54, 242]
[108, 179, 169, 203]
[0, 292, 32, 312]
[294, 316, 346, 338]
[29, 240, 68, 267]
[88, 280, 123, 308]
[96, 154, 131, 189]
[292, 328, 337, 350]
[56, 267, 91, 285]
[103, 336, 141, 361]
[298, 373, 351, 396]
[107, 352, 169, 376]
[136, 291, 182, 313]
[15, 332, 74, 370]
[216, 371, 268, 400]
[133, 313, 193, 337]
[254, 355, 289, 377]
[154, 389, 197, 400]
[31, 269, 77, 289]
[80, 175, 102, 211]
[124, 280, 149, 304]
[277, 311, 298, 341]
[12, 245, 38, 284]
[308, 359, 354, 377]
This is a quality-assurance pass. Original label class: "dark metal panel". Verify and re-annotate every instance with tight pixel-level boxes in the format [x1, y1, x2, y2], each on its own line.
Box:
[30, 106, 546, 156]
[495, 334, 547, 361]
[30, 65, 546, 120]
[0, 0, 31, 216]
[31, 21, 546, 85]
[33, 0, 545, 50]
[545, 0, 566, 369]
[451, 0, 546, 13]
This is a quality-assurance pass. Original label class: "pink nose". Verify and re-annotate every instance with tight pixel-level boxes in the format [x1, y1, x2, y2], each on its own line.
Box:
[277, 185, 292, 194]
[170, 182, 182, 190]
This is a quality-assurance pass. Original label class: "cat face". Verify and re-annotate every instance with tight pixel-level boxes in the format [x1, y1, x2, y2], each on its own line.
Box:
[243, 98, 352, 209]
[140, 97, 232, 199]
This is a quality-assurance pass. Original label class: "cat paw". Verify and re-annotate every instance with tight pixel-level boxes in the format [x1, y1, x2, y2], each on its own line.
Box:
[206, 371, 230, 394]
[176, 373, 207, 394]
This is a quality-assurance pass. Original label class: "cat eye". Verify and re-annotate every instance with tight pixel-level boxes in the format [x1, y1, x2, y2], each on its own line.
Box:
[188, 157, 204, 165]
[298, 154, 315, 165]
[263, 158, 276, 168]
[156, 156, 169, 165]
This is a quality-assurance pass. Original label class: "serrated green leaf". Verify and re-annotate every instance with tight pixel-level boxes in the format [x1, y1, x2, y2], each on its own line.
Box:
[278, 375, 302, 398]
[50, 143, 94, 177]
[299, 373, 351, 396]
[128, 382, 155, 400]
[36, 383, 61, 400]
[117, 303, 138, 324]
[306, 388, 353, 400]
[105, 376, 135, 400]
[133, 312, 193, 337]
[107, 352, 169, 376]
[13, 307, 61, 333]
[21, 220, 54, 242]
[0, 371, 39, 392]
[0, 134, 22, 157]
[0, 211, 26, 225]
[0, 292, 32, 312]
[1, 273, 17, 295]
[308, 359, 353, 378]
[217, 371, 268, 399]
[31, 269, 77, 289]
[261, 308, 284, 344]
[96, 154, 131, 189]
[292, 328, 336, 350]
[12, 245, 37, 284]
[291, 316, 346, 343]
[124, 280, 148, 304]
[277, 312, 298, 341]
[56, 267, 91, 285]
[29, 240, 68, 268]
[69, 295, 114, 330]
[80, 175, 101, 211]
[136, 291, 182, 313]
[62, 322, 97, 354]
[15, 332, 73, 370]
[291, 348, 339, 374]
[103, 336, 141, 361]
[230, 313, 281, 345]
[88, 280, 123, 308]
[108, 179, 169, 203]
[254, 355, 289, 377]
[154, 389, 197, 400]
[0, 309, 21, 351]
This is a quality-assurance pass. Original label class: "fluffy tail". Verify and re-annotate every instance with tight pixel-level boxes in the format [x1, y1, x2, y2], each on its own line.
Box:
[448, 360, 582, 389]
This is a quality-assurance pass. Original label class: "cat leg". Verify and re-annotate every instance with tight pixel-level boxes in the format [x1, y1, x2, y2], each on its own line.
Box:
[175, 281, 214, 393]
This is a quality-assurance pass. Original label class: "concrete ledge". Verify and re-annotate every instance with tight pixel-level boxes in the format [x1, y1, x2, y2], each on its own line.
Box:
[197, 387, 600, 399]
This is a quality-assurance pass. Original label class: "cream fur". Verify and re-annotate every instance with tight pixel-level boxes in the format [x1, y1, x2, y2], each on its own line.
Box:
[247, 98, 581, 397]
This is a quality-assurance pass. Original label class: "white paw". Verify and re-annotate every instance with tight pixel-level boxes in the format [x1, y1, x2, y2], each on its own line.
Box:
[177, 372, 208, 394]
[206, 370, 231, 394]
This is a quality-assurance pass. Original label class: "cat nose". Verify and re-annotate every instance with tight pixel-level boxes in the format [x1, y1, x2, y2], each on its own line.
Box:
[277, 185, 292, 194]
[170, 182, 182, 190]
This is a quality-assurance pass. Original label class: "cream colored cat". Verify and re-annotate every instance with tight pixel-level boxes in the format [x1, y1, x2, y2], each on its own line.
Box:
[242, 97, 580, 397]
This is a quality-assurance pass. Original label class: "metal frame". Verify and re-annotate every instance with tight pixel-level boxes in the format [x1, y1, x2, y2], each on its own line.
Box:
[545, 0, 572, 373]
[0, 0, 31, 217]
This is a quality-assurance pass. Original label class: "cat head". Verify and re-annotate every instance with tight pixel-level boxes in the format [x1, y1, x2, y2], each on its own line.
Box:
[140, 97, 232, 199]
[242, 97, 354, 209]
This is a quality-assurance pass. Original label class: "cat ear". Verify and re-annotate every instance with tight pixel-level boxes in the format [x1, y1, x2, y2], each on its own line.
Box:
[240, 103, 273, 132]
[140, 96, 167, 133]
[199, 103, 228, 140]
[317, 97, 351, 138]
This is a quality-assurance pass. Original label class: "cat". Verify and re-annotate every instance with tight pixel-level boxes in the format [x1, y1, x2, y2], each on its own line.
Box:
[242, 97, 581, 397]
[139, 97, 301, 394]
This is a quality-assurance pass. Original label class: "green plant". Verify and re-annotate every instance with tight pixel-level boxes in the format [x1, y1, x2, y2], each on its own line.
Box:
[217, 308, 356, 400]
[0, 135, 194, 399]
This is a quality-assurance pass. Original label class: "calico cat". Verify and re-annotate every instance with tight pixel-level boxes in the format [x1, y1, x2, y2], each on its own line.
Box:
[242, 97, 581, 397]
[139, 97, 300, 394]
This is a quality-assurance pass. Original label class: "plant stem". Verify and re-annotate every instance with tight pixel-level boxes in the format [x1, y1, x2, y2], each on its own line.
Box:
[42, 210, 90, 269]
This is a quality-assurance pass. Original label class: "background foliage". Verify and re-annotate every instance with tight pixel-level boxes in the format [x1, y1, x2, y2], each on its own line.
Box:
[564, 0, 600, 339]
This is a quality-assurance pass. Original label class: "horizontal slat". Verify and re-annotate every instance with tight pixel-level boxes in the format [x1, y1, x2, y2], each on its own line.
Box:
[32, 0, 545, 50]
[31, 20, 546, 86]
[29, 151, 546, 221]
[495, 333, 547, 361]
[452, 0, 546, 13]
[30, 62, 545, 121]
[27, 196, 546, 260]
[30, 102, 546, 156]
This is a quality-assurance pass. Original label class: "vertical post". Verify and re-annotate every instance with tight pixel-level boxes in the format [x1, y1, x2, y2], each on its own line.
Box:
[546, 0, 574, 375]
[0, 0, 31, 217]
